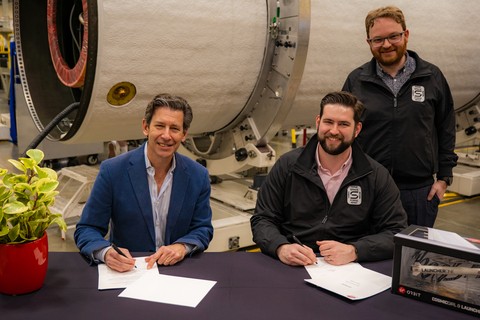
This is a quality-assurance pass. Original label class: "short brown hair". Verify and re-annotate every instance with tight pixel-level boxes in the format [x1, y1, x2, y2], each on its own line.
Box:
[319, 91, 364, 124]
[144, 93, 193, 132]
[365, 6, 406, 38]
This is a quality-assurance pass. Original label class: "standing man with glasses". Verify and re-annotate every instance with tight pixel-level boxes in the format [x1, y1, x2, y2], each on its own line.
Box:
[342, 6, 457, 228]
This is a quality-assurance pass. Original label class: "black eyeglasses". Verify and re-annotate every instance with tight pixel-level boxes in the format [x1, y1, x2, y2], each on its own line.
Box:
[367, 32, 405, 48]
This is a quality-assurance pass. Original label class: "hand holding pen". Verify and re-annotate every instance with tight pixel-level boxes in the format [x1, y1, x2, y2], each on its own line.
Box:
[106, 243, 137, 272]
[293, 236, 318, 265]
[276, 235, 317, 266]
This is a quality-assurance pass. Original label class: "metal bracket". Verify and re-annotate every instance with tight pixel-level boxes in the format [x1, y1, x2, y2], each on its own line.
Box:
[228, 236, 240, 250]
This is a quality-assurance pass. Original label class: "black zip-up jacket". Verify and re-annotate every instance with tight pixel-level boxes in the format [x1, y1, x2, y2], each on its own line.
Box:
[251, 137, 407, 262]
[342, 50, 458, 189]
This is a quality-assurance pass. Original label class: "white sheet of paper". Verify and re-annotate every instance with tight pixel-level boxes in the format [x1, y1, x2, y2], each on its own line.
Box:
[98, 256, 157, 290]
[118, 272, 217, 308]
[305, 257, 360, 279]
[428, 228, 479, 250]
[304, 257, 391, 300]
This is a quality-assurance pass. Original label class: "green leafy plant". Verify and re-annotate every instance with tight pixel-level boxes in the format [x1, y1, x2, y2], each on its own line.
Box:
[0, 149, 66, 244]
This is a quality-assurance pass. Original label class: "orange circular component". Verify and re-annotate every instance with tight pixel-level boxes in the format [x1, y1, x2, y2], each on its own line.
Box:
[47, 0, 88, 88]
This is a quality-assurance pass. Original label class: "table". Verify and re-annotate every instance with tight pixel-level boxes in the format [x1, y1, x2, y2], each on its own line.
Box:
[1, 252, 476, 320]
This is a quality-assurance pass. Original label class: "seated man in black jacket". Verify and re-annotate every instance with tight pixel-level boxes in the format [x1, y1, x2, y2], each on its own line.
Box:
[251, 91, 407, 266]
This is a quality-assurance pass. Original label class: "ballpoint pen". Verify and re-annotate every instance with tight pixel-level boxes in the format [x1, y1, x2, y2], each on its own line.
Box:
[292, 235, 304, 247]
[111, 243, 137, 268]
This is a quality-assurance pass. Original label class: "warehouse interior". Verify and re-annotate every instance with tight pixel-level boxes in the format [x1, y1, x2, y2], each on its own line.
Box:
[0, 0, 478, 253]
[1, 1, 480, 319]
[0, 1, 480, 251]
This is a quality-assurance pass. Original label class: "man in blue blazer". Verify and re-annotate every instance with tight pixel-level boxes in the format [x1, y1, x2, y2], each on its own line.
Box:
[75, 94, 213, 272]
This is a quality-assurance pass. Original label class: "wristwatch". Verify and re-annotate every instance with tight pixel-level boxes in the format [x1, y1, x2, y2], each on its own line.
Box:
[437, 176, 453, 186]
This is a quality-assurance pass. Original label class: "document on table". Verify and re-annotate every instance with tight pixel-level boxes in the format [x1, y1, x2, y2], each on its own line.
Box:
[119, 272, 217, 308]
[98, 256, 156, 290]
[304, 257, 391, 300]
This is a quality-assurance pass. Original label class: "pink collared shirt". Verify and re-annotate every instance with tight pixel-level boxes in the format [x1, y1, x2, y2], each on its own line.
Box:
[316, 143, 353, 204]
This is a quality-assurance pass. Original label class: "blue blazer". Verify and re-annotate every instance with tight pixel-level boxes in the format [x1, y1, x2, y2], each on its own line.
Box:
[74, 145, 213, 263]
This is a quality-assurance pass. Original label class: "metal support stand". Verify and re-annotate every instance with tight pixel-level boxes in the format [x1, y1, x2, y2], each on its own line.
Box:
[50, 165, 99, 239]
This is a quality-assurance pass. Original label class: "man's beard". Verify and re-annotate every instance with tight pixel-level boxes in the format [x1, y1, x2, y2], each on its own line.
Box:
[318, 133, 354, 155]
[372, 42, 407, 67]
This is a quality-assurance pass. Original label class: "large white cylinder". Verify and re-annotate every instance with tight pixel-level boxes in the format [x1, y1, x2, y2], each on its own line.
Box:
[15, 0, 480, 156]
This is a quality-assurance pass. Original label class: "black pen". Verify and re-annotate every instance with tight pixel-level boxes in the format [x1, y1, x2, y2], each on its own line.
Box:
[292, 235, 317, 264]
[111, 243, 137, 268]
[292, 235, 302, 246]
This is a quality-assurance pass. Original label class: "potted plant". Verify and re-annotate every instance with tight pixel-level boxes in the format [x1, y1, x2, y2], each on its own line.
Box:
[0, 149, 67, 295]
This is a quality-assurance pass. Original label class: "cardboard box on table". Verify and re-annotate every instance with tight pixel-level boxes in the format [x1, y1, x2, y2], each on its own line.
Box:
[392, 225, 480, 317]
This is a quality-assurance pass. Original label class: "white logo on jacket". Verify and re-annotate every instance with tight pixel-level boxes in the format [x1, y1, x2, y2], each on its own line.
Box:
[347, 186, 362, 205]
[411, 85, 425, 102]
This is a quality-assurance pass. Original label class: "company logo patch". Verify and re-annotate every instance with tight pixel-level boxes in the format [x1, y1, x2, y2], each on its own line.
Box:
[347, 186, 362, 205]
[411, 85, 425, 102]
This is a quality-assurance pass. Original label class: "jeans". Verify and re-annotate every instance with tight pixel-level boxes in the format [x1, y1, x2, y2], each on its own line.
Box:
[400, 185, 440, 228]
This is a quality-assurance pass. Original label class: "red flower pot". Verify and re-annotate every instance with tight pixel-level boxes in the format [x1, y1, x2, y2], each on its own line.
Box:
[0, 232, 49, 295]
